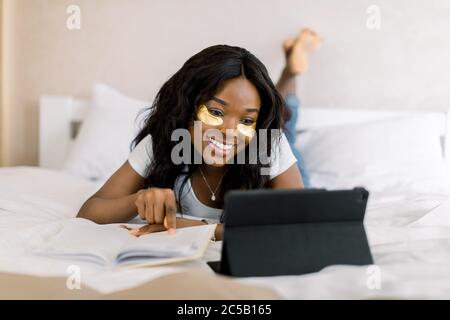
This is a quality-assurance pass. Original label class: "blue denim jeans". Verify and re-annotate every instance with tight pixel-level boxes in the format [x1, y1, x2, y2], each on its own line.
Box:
[284, 94, 310, 187]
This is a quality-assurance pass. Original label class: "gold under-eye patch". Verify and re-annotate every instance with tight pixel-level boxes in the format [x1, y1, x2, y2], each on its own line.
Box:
[197, 105, 223, 126]
[196, 104, 257, 138]
[237, 123, 256, 138]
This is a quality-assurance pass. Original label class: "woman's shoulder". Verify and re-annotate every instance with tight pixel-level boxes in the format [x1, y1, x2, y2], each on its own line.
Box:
[267, 130, 297, 179]
[270, 130, 290, 155]
[137, 133, 152, 145]
[131, 134, 153, 156]
[128, 134, 153, 177]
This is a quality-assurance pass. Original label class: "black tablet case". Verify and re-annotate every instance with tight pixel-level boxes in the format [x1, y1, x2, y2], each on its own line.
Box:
[208, 188, 373, 277]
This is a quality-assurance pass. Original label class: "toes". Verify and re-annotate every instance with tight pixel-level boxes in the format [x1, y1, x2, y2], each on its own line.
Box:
[282, 37, 296, 52]
[298, 28, 321, 51]
[284, 28, 320, 75]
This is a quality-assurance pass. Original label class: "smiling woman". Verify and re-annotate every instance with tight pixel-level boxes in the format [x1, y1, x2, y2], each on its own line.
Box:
[77, 45, 303, 239]
[189, 77, 260, 166]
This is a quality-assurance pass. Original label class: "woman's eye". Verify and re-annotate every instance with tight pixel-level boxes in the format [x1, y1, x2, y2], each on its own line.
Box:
[241, 118, 255, 126]
[208, 109, 223, 117]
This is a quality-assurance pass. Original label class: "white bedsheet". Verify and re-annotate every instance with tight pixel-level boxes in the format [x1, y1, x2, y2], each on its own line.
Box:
[1, 166, 450, 298]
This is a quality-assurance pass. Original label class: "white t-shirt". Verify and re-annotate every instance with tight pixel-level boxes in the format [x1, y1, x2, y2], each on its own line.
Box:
[128, 132, 297, 223]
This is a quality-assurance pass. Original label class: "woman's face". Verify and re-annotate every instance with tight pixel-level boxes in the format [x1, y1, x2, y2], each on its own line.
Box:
[189, 77, 261, 167]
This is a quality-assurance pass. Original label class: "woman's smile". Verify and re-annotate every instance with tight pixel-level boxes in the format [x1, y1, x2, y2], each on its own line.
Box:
[207, 136, 235, 157]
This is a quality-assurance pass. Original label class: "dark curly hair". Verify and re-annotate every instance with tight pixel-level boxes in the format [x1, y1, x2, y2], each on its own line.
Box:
[132, 44, 289, 217]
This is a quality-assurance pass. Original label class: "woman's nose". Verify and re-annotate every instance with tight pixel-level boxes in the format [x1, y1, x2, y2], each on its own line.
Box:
[221, 116, 240, 131]
[220, 117, 240, 140]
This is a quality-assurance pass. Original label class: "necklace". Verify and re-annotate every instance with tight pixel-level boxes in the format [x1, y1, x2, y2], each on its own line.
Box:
[198, 167, 227, 201]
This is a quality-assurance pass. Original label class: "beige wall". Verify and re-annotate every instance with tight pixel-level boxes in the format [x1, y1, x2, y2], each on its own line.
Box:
[1, 0, 15, 166]
[1, 0, 450, 166]
[0, 0, 3, 165]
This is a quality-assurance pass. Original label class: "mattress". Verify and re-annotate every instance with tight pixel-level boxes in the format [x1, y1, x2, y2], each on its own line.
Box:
[1, 166, 450, 298]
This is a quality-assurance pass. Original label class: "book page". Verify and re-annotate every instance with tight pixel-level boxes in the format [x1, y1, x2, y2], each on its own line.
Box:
[35, 218, 216, 267]
[115, 224, 216, 265]
[35, 218, 132, 265]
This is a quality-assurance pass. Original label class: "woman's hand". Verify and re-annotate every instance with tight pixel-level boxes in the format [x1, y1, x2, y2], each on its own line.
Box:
[121, 218, 207, 237]
[134, 188, 178, 233]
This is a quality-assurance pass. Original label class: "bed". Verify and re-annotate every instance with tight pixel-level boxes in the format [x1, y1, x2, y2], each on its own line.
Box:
[2, 84, 450, 299]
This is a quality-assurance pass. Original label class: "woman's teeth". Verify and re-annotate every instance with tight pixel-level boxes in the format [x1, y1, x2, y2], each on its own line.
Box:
[208, 137, 233, 155]
[210, 138, 232, 150]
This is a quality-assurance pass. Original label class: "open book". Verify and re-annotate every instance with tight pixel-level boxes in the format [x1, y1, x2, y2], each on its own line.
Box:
[36, 218, 216, 269]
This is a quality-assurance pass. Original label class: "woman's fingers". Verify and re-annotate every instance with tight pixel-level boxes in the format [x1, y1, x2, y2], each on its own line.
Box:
[123, 217, 208, 238]
[144, 192, 155, 224]
[135, 188, 177, 228]
[136, 198, 146, 221]
[153, 189, 166, 224]
[135, 190, 147, 220]
[119, 224, 132, 231]
[129, 224, 166, 237]
[163, 190, 177, 233]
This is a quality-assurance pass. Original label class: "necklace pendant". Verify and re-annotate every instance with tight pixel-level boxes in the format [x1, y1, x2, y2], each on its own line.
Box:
[211, 194, 216, 201]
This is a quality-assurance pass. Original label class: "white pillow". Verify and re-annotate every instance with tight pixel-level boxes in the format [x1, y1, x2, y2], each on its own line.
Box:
[63, 83, 150, 181]
[299, 114, 450, 195]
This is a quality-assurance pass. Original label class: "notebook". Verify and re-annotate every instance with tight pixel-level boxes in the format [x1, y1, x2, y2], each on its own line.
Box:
[36, 218, 216, 269]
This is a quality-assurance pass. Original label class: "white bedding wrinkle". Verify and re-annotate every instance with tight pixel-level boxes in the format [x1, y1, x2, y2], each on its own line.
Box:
[409, 198, 450, 227]
[2, 166, 450, 298]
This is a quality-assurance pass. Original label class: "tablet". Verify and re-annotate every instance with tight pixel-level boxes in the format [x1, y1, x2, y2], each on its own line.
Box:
[208, 187, 373, 277]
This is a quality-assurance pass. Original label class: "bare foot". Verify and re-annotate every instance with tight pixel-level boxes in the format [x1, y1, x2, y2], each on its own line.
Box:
[283, 28, 321, 75]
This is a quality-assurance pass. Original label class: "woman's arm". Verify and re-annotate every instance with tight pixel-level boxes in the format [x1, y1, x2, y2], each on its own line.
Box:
[78, 161, 203, 232]
[268, 163, 304, 189]
[77, 161, 145, 224]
